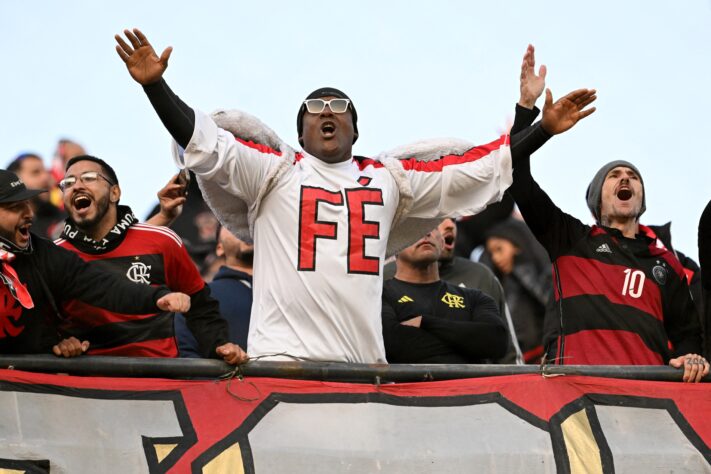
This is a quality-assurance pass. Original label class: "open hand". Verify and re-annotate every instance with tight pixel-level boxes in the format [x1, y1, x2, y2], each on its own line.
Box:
[216, 343, 249, 365]
[53, 337, 90, 358]
[156, 292, 191, 313]
[115, 28, 172, 85]
[519, 44, 546, 109]
[541, 88, 597, 135]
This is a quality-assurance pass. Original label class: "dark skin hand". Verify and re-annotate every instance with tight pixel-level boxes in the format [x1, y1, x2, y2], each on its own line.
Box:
[115, 28, 172, 85]
[541, 88, 597, 135]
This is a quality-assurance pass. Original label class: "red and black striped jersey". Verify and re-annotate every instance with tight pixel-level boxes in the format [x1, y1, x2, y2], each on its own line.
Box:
[55, 223, 207, 357]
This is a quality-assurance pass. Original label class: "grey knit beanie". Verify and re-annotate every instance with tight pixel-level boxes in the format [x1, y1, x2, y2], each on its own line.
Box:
[585, 160, 646, 223]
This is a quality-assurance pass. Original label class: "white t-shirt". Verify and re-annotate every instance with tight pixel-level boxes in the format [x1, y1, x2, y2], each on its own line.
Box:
[181, 110, 512, 363]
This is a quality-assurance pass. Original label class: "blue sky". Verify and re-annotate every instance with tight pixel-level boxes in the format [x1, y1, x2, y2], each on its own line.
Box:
[2, 1, 710, 259]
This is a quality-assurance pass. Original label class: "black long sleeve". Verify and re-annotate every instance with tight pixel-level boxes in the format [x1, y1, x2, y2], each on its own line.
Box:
[183, 285, 229, 359]
[142, 79, 196, 148]
[381, 298, 466, 363]
[699, 200, 711, 291]
[420, 290, 507, 360]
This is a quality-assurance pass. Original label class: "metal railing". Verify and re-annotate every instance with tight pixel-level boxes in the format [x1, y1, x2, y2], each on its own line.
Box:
[0, 355, 707, 383]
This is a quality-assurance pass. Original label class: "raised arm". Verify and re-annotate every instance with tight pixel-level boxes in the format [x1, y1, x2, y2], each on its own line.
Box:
[115, 28, 195, 148]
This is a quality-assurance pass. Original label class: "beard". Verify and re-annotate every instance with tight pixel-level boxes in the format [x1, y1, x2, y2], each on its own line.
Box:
[72, 194, 110, 231]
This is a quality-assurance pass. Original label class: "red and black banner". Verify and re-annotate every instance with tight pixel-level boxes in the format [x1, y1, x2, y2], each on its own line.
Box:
[0, 369, 709, 473]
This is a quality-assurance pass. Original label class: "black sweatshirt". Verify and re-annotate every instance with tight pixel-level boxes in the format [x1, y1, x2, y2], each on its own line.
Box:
[381, 278, 507, 363]
[0, 235, 170, 354]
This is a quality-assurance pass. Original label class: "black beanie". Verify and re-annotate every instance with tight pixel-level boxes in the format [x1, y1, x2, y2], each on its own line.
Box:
[297, 87, 359, 146]
[585, 160, 645, 223]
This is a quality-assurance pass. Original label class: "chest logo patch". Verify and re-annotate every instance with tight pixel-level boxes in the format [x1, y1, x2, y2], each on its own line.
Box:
[596, 243, 612, 254]
[357, 176, 372, 186]
[126, 262, 152, 285]
[441, 292, 465, 309]
[652, 265, 667, 286]
[398, 295, 413, 303]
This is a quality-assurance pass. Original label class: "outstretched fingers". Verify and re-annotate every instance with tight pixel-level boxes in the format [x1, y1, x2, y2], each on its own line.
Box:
[124, 28, 143, 49]
[115, 34, 134, 56]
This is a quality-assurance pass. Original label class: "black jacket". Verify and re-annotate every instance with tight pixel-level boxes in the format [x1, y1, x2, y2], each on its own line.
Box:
[0, 234, 170, 354]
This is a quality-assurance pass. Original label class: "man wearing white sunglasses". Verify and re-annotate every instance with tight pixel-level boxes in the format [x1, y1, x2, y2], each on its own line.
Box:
[115, 28, 595, 364]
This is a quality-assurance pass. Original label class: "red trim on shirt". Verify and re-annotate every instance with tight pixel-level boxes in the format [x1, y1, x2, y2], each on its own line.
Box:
[235, 137, 283, 156]
[398, 136, 506, 172]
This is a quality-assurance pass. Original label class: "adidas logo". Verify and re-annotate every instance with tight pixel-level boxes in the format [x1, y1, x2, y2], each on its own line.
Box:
[398, 295, 414, 303]
[596, 243, 612, 254]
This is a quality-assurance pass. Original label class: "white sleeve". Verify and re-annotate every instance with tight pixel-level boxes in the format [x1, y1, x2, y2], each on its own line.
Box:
[402, 137, 513, 218]
[174, 109, 283, 205]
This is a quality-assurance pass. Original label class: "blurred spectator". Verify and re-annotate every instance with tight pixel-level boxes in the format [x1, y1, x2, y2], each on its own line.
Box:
[0, 169, 189, 356]
[175, 223, 253, 357]
[482, 218, 553, 363]
[382, 229, 507, 363]
[384, 218, 523, 364]
[7, 153, 65, 238]
[54, 155, 245, 364]
[699, 200, 711, 358]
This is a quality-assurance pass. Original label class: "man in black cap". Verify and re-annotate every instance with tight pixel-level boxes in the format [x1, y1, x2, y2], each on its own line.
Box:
[507, 112, 708, 380]
[0, 169, 192, 356]
[115, 29, 596, 364]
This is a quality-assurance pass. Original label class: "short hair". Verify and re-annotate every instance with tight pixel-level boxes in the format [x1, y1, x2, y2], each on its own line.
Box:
[215, 222, 223, 242]
[65, 155, 119, 185]
[7, 153, 42, 174]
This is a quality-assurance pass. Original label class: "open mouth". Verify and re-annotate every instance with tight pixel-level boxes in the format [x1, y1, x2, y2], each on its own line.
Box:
[321, 121, 336, 137]
[616, 188, 632, 201]
[443, 234, 455, 248]
[18, 223, 31, 239]
[73, 195, 92, 211]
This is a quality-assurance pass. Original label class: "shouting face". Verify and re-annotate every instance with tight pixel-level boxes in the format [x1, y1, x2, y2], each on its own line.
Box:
[300, 96, 356, 164]
[599, 166, 644, 224]
[63, 160, 119, 232]
[0, 200, 34, 249]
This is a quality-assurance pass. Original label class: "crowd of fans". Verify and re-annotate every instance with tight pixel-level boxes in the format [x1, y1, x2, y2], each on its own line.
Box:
[0, 33, 708, 383]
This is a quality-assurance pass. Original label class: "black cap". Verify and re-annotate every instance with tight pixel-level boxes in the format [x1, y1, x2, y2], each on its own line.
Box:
[0, 169, 45, 203]
[297, 87, 359, 146]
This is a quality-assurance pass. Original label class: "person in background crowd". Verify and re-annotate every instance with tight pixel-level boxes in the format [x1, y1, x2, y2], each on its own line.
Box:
[382, 229, 507, 363]
[54, 155, 246, 364]
[483, 218, 553, 363]
[0, 169, 191, 356]
[508, 93, 708, 381]
[115, 29, 595, 363]
[384, 217, 522, 364]
[7, 153, 65, 238]
[176, 223, 253, 357]
[699, 200, 711, 359]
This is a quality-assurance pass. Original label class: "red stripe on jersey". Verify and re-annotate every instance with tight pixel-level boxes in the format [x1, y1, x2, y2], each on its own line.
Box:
[353, 156, 385, 171]
[556, 255, 663, 321]
[87, 337, 178, 358]
[235, 137, 283, 156]
[560, 329, 665, 365]
[589, 226, 606, 237]
[62, 299, 157, 325]
[398, 136, 506, 173]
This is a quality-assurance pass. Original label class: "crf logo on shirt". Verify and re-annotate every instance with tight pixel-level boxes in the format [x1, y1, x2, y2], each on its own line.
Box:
[126, 262, 152, 284]
[441, 292, 466, 309]
[0, 287, 24, 338]
[298, 186, 384, 275]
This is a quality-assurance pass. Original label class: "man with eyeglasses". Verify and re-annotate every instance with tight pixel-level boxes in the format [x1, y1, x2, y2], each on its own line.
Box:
[115, 29, 595, 363]
[0, 168, 193, 356]
[54, 155, 247, 364]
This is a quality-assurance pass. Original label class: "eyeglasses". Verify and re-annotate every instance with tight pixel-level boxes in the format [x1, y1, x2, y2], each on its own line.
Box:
[59, 171, 115, 191]
[303, 98, 351, 114]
